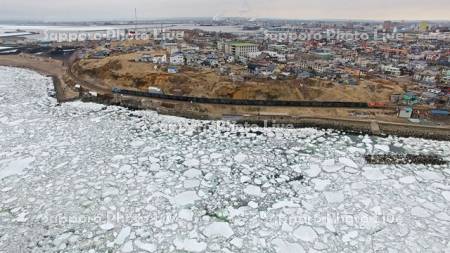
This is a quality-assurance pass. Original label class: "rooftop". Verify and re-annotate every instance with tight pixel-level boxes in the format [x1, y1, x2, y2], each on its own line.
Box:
[230, 42, 257, 47]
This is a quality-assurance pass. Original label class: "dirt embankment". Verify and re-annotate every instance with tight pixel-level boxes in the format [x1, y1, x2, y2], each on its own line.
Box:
[73, 53, 404, 102]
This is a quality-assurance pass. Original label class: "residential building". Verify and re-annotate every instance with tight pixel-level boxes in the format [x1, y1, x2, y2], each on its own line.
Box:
[136, 54, 153, 62]
[381, 65, 401, 76]
[170, 52, 185, 65]
[152, 54, 167, 64]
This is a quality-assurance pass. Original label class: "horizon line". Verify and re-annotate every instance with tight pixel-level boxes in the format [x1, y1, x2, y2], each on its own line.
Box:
[1, 16, 450, 24]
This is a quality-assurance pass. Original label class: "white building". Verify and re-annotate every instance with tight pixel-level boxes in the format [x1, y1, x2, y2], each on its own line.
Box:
[136, 54, 153, 62]
[381, 65, 401, 76]
[170, 53, 185, 65]
[444, 70, 450, 83]
[162, 43, 180, 54]
[152, 54, 167, 64]
[225, 42, 259, 57]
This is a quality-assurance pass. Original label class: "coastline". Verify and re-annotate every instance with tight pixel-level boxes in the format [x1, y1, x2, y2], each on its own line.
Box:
[1, 54, 449, 141]
[0, 54, 79, 102]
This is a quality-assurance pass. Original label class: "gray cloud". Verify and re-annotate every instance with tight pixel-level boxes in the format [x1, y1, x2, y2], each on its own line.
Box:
[1, 0, 449, 21]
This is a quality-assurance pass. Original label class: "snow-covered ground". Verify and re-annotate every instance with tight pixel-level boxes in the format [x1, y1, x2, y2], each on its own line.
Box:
[0, 66, 449, 252]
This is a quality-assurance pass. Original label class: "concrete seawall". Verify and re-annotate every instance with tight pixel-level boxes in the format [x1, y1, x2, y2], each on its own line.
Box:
[82, 93, 450, 141]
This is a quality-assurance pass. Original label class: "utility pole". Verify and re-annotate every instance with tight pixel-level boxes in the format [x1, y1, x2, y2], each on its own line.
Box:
[134, 8, 138, 38]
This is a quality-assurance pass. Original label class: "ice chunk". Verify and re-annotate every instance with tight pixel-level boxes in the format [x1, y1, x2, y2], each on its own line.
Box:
[100, 223, 115, 231]
[203, 222, 234, 238]
[305, 164, 321, 177]
[174, 191, 200, 206]
[442, 191, 450, 202]
[374, 144, 390, 152]
[0, 157, 34, 180]
[179, 209, 194, 221]
[322, 164, 344, 173]
[339, 157, 358, 168]
[362, 167, 387, 180]
[244, 185, 264, 197]
[312, 179, 330, 191]
[323, 191, 345, 203]
[115, 227, 131, 245]
[272, 239, 305, 253]
[102, 187, 120, 197]
[230, 238, 243, 248]
[184, 159, 200, 167]
[135, 240, 156, 252]
[271, 201, 301, 209]
[174, 238, 207, 252]
[322, 159, 335, 166]
[234, 153, 248, 163]
[53, 233, 72, 247]
[293, 225, 318, 242]
[130, 140, 145, 147]
[399, 176, 416, 184]
[184, 169, 202, 179]
[416, 171, 444, 181]
[240, 175, 251, 183]
[15, 212, 28, 223]
[436, 212, 450, 221]
[347, 147, 366, 154]
[411, 207, 431, 218]
[121, 241, 133, 252]
[342, 231, 359, 242]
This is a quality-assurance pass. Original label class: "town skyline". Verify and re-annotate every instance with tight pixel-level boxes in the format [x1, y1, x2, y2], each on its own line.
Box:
[1, 0, 450, 22]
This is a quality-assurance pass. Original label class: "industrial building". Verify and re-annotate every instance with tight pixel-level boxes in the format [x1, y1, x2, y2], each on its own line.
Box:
[224, 42, 259, 57]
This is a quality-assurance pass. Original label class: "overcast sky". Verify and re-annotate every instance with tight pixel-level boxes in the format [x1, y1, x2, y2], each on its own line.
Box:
[1, 0, 449, 21]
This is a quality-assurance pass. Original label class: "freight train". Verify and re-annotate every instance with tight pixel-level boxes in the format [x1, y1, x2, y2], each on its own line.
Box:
[112, 87, 373, 108]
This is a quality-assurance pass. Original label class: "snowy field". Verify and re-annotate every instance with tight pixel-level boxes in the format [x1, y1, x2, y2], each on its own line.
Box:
[0, 66, 449, 252]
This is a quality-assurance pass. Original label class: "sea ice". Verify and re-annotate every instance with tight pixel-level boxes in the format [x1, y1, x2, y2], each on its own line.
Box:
[184, 159, 201, 167]
[173, 191, 200, 206]
[339, 157, 359, 168]
[1, 67, 449, 253]
[99, 223, 114, 231]
[399, 176, 416, 184]
[234, 153, 248, 163]
[0, 157, 34, 180]
[362, 167, 387, 180]
[374, 144, 390, 152]
[184, 169, 202, 178]
[134, 240, 156, 252]
[312, 179, 330, 191]
[272, 239, 305, 253]
[324, 191, 345, 203]
[203, 222, 234, 238]
[230, 238, 244, 248]
[174, 238, 207, 252]
[442, 191, 450, 201]
[244, 185, 264, 197]
[121, 241, 133, 252]
[115, 227, 131, 245]
[293, 225, 318, 242]
[179, 209, 194, 221]
[304, 164, 321, 177]
[411, 207, 431, 218]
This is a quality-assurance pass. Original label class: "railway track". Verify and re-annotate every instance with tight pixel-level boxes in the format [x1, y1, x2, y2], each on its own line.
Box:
[112, 87, 375, 108]
[66, 51, 390, 109]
